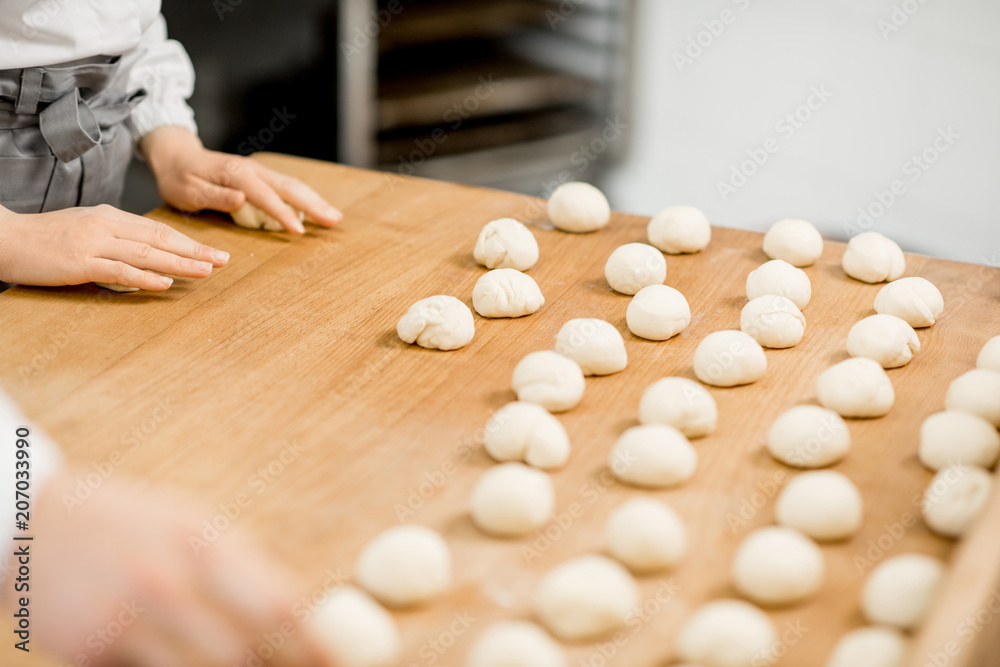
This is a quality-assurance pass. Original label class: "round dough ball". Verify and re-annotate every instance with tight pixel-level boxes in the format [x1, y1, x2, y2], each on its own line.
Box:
[647, 205, 711, 254]
[861, 553, 945, 630]
[847, 314, 920, 369]
[231, 201, 305, 231]
[473, 269, 545, 318]
[466, 621, 566, 667]
[473, 218, 539, 271]
[731, 526, 825, 606]
[608, 424, 697, 489]
[471, 463, 555, 537]
[554, 318, 627, 376]
[745, 259, 812, 309]
[977, 335, 1000, 373]
[534, 554, 640, 640]
[740, 295, 806, 349]
[766, 405, 851, 468]
[675, 599, 777, 667]
[604, 243, 667, 295]
[816, 357, 895, 418]
[511, 351, 585, 413]
[626, 284, 691, 340]
[775, 470, 863, 541]
[311, 586, 400, 667]
[762, 218, 823, 267]
[547, 182, 611, 233]
[922, 464, 993, 538]
[605, 498, 687, 573]
[356, 525, 451, 607]
[945, 369, 1000, 427]
[397, 295, 475, 350]
[874, 277, 944, 328]
[842, 232, 906, 284]
[918, 410, 1000, 471]
[825, 626, 909, 667]
[693, 330, 767, 387]
[638, 377, 718, 438]
[484, 401, 570, 469]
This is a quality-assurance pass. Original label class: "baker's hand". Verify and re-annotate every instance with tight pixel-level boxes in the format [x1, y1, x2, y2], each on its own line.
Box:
[2, 470, 335, 667]
[142, 126, 342, 235]
[0, 204, 228, 290]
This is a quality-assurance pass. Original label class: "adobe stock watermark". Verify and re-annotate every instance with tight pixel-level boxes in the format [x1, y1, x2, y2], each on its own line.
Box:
[673, 0, 754, 73]
[579, 578, 681, 667]
[54, 601, 144, 667]
[7, 0, 72, 54]
[237, 107, 298, 155]
[923, 588, 1000, 667]
[752, 618, 809, 667]
[845, 125, 959, 237]
[716, 84, 834, 202]
[339, 0, 415, 59]
[405, 611, 477, 667]
[188, 439, 312, 555]
[877, 0, 932, 40]
[725, 469, 789, 533]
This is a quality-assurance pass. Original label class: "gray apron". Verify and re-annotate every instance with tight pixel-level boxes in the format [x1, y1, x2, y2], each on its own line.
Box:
[0, 56, 146, 213]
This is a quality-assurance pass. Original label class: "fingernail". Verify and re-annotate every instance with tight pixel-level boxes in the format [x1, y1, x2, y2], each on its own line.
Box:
[159, 276, 174, 288]
[213, 250, 230, 263]
[198, 261, 213, 273]
[291, 219, 306, 234]
[325, 205, 342, 220]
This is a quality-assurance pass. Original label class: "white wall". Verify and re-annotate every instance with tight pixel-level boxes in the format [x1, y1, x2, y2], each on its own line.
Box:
[604, 0, 1000, 265]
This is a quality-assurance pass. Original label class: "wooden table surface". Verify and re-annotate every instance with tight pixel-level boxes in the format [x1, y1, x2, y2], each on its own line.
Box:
[3, 153, 999, 667]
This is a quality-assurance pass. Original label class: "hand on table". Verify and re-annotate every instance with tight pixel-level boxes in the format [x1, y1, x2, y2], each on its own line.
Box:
[142, 126, 343, 235]
[0, 205, 228, 290]
[3, 470, 335, 667]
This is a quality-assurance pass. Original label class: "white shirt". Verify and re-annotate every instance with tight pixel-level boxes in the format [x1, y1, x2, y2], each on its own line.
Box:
[0, 0, 197, 140]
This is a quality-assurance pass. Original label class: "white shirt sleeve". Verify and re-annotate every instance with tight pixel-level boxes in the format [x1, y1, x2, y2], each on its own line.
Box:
[119, 13, 199, 142]
[0, 393, 64, 580]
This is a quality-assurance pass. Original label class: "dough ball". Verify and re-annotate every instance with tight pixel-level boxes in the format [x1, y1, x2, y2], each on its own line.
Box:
[604, 243, 667, 295]
[397, 295, 475, 350]
[873, 277, 944, 328]
[945, 369, 1000, 427]
[766, 405, 851, 468]
[745, 259, 812, 310]
[918, 410, 1000, 471]
[470, 463, 555, 537]
[825, 626, 909, 667]
[861, 553, 945, 630]
[547, 182, 611, 233]
[466, 621, 567, 667]
[815, 357, 895, 418]
[693, 330, 767, 387]
[608, 424, 697, 489]
[95, 282, 141, 292]
[847, 314, 920, 369]
[511, 351, 585, 413]
[740, 295, 806, 349]
[473, 269, 545, 318]
[647, 205, 711, 254]
[762, 218, 823, 267]
[977, 335, 1000, 372]
[675, 599, 777, 667]
[473, 218, 540, 271]
[484, 401, 570, 469]
[310, 586, 400, 667]
[842, 232, 906, 284]
[605, 497, 687, 573]
[554, 318, 627, 376]
[356, 525, 451, 607]
[731, 526, 825, 606]
[534, 554, 639, 640]
[231, 201, 304, 231]
[922, 464, 993, 538]
[775, 470, 863, 541]
[626, 284, 691, 340]
[638, 377, 717, 438]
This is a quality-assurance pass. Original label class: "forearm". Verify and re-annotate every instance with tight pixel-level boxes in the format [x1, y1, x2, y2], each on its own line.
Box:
[140, 125, 204, 179]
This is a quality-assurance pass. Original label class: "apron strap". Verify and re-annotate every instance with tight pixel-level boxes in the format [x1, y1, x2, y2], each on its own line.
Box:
[15, 68, 43, 115]
[37, 87, 146, 163]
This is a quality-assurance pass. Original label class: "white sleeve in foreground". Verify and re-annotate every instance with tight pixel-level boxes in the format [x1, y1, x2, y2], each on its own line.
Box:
[120, 13, 199, 142]
[0, 393, 64, 579]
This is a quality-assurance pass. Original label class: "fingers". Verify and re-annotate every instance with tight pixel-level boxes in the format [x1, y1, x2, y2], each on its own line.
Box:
[223, 165, 304, 234]
[88, 258, 174, 291]
[256, 168, 343, 228]
[101, 238, 214, 279]
[186, 177, 247, 214]
[103, 209, 230, 268]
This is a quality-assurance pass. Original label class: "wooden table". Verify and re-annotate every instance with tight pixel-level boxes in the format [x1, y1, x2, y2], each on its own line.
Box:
[3, 153, 999, 667]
